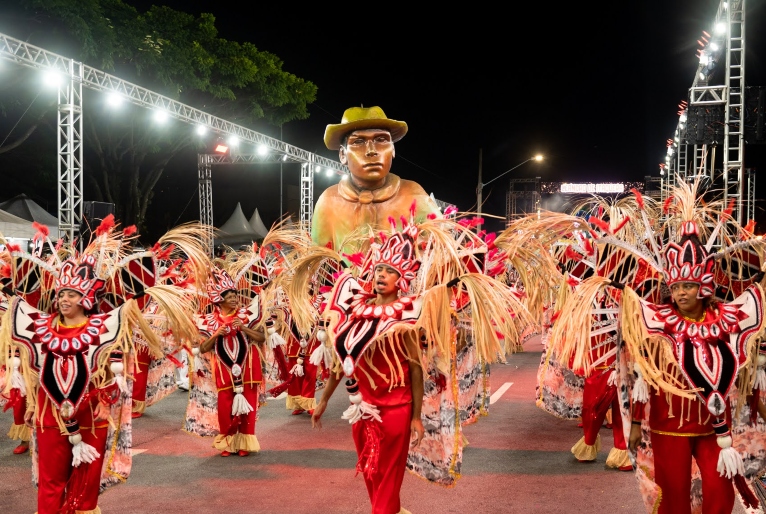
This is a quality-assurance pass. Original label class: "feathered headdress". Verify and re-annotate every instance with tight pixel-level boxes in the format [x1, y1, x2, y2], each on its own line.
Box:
[371, 216, 421, 292]
[206, 267, 236, 304]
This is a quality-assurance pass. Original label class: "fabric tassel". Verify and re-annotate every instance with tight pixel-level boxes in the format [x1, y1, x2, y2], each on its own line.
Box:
[716, 439, 745, 479]
[231, 387, 254, 416]
[632, 370, 649, 403]
[342, 392, 382, 424]
[10, 364, 26, 396]
[69, 433, 100, 467]
[110, 357, 129, 395]
[309, 344, 324, 366]
[733, 474, 759, 509]
[192, 347, 205, 373]
[268, 331, 287, 349]
[755, 368, 766, 391]
[290, 358, 305, 377]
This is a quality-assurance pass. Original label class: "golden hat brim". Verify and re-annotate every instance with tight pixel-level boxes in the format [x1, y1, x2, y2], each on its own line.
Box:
[324, 106, 407, 150]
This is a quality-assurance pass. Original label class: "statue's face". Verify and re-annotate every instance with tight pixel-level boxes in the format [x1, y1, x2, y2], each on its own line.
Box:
[339, 129, 394, 189]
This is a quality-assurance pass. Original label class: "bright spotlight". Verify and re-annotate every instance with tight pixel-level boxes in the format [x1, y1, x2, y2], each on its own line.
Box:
[196, 125, 207, 136]
[699, 54, 709, 66]
[710, 42, 719, 52]
[257, 144, 269, 156]
[228, 135, 239, 146]
[43, 70, 62, 87]
[214, 144, 229, 154]
[326, 169, 334, 177]
[315, 166, 322, 173]
[281, 154, 288, 162]
[107, 92, 123, 107]
[680, 113, 687, 122]
[699, 72, 706, 81]
[534, 154, 543, 162]
[715, 22, 726, 35]
[154, 110, 168, 123]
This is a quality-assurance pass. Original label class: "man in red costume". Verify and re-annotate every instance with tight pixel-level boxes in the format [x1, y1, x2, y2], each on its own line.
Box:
[312, 223, 425, 514]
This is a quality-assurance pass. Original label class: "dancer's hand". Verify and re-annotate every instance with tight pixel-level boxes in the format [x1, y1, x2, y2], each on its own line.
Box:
[24, 410, 34, 428]
[94, 401, 110, 422]
[410, 418, 425, 448]
[312, 401, 327, 429]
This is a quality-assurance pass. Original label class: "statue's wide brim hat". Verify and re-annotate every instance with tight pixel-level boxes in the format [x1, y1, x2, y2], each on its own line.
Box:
[324, 106, 408, 150]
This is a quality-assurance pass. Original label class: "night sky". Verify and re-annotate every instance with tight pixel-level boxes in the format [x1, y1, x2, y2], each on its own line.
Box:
[3, 1, 766, 238]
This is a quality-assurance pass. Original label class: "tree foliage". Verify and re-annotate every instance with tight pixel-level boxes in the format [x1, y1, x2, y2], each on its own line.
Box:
[0, 0, 317, 234]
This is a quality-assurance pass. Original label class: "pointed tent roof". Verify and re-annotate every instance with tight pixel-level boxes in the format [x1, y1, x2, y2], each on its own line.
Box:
[215, 202, 258, 247]
[0, 208, 49, 239]
[248, 208, 269, 239]
[0, 194, 58, 229]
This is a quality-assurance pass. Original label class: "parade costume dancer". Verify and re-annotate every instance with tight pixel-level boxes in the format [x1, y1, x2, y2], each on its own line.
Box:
[0, 218, 203, 514]
[527, 180, 766, 513]
[287, 208, 533, 514]
[197, 266, 265, 457]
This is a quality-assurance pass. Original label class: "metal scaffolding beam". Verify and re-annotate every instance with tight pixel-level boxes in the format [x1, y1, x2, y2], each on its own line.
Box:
[0, 31, 347, 244]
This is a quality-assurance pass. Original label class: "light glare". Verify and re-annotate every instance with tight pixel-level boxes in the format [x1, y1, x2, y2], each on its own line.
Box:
[43, 70, 62, 87]
[196, 125, 207, 136]
[107, 92, 123, 107]
[715, 22, 726, 34]
[257, 145, 269, 156]
[228, 135, 239, 146]
[154, 110, 168, 123]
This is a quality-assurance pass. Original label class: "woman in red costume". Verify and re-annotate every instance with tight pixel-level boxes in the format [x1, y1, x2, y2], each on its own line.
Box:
[198, 267, 265, 457]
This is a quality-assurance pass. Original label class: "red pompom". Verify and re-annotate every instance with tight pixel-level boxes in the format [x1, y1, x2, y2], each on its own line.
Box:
[123, 225, 137, 237]
[32, 222, 49, 238]
[631, 188, 645, 210]
[95, 213, 116, 236]
[662, 196, 673, 214]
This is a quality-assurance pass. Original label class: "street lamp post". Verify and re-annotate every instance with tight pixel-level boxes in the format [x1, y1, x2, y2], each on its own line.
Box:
[476, 154, 543, 231]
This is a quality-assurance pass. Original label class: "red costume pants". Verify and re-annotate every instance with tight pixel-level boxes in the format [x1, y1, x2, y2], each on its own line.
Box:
[352, 403, 412, 514]
[581, 369, 626, 449]
[217, 385, 258, 436]
[132, 346, 151, 407]
[287, 356, 317, 404]
[13, 398, 26, 429]
[650, 431, 734, 514]
[36, 425, 108, 514]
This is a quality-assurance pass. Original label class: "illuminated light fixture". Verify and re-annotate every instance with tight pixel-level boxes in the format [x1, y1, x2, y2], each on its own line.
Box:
[533, 154, 543, 162]
[699, 72, 707, 81]
[154, 110, 168, 123]
[680, 113, 687, 122]
[315, 166, 322, 174]
[675, 136, 680, 143]
[723, 2, 728, 10]
[107, 92, 123, 107]
[214, 144, 229, 154]
[228, 135, 239, 146]
[281, 154, 288, 161]
[715, 22, 726, 35]
[43, 70, 62, 87]
[710, 42, 719, 52]
[257, 144, 269, 156]
[325, 169, 334, 177]
[699, 54, 709, 66]
[195, 125, 207, 136]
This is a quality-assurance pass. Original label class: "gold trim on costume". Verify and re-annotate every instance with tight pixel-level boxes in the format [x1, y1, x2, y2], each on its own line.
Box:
[649, 429, 714, 437]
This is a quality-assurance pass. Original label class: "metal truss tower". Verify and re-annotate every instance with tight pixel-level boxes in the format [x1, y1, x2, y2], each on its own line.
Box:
[0, 31, 347, 249]
[665, 0, 751, 230]
[506, 178, 541, 225]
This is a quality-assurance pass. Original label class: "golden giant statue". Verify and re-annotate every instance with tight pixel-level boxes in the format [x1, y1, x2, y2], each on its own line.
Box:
[311, 106, 441, 253]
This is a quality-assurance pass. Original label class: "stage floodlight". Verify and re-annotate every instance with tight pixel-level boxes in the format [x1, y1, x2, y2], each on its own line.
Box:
[196, 125, 207, 136]
[107, 92, 123, 107]
[257, 144, 269, 156]
[710, 42, 719, 52]
[154, 110, 168, 123]
[326, 169, 334, 177]
[43, 70, 62, 87]
[715, 22, 726, 35]
[315, 166, 322, 174]
[699, 72, 706, 81]
[214, 144, 229, 154]
[228, 135, 239, 147]
[281, 154, 288, 161]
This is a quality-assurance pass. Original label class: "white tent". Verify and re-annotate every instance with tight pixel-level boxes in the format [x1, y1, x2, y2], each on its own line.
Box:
[248, 208, 269, 239]
[216, 202, 259, 247]
[0, 194, 58, 234]
[0, 208, 47, 239]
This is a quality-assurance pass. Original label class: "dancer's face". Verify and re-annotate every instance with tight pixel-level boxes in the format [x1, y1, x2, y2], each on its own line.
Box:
[374, 265, 400, 297]
[670, 282, 702, 312]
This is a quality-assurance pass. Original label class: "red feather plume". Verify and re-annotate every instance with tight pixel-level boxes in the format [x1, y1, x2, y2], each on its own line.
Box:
[95, 213, 116, 236]
[630, 188, 645, 210]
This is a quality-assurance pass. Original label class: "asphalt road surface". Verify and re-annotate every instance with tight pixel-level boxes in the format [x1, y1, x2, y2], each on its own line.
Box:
[0, 336, 754, 513]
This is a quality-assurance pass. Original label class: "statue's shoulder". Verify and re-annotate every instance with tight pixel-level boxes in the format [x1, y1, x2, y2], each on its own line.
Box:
[315, 184, 341, 205]
[396, 176, 428, 195]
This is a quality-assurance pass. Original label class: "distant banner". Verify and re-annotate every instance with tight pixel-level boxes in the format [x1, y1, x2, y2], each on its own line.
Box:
[560, 183, 625, 194]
